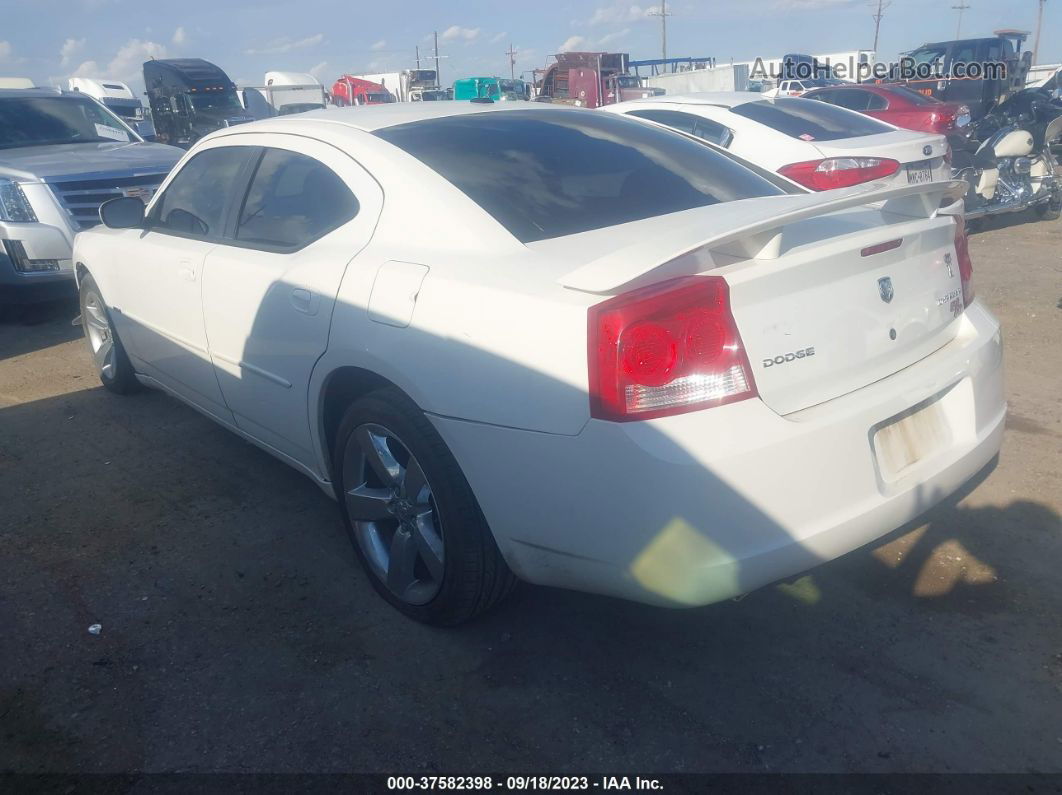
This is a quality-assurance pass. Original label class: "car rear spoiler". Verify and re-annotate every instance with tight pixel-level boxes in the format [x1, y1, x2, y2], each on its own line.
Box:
[557, 179, 967, 294]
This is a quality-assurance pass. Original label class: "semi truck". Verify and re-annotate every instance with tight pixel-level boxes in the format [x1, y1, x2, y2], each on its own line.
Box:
[239, 71, 327, 119]
[66, 78, 155, 139]
[342, 70, 446, 102]
[143, 58, 254, 148]
[535, 52, 664, 108]
[330, 75, 395, 106]
[870, 31, 1032, 118]
[453, 77, 530, 101]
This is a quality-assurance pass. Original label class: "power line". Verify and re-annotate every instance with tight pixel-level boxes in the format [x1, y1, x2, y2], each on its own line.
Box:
[648, 1, 671, 65]
[505, 43, 518, 79]
[870, 0, 892, 52]
[951, 2, 971, 38]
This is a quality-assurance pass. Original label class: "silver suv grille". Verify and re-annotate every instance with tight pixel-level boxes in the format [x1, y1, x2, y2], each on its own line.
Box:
[46, 173, 168, 229]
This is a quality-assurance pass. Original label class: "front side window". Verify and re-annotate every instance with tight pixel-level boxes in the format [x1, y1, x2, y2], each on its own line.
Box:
[375, 108, 783, 243]
[235, 148, 359, 249]
[0, 95, 136, 149]
[149, 147, 254, 237]
[730, 98, 893, 141]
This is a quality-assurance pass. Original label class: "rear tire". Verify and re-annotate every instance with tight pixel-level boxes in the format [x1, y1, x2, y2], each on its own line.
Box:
[333, 387, 517, 625]
[1035, 193, 1062, 221]
[79, 274, 140, 395]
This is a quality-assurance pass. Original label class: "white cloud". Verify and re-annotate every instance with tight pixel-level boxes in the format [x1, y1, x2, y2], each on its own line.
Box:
[772, 0, 853, 7]
[370, 39, 387, 51]
[172, 26, 186, 46]
[559, 35, 586, 52]
[490, 32, 508, 44]
[309, 61, 329, 78]
[597, 28, 630, 46]
[586, 3, 653, 26]
[110, 39, 168, 82]
[60, 37, 86, 66]
[68, 38, 167, 85]
[440, 25, 481, 43]
[0, 41, 11, 62]
[244, 33, 324, 56]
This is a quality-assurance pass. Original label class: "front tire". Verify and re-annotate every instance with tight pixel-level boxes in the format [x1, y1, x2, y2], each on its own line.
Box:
[334, 388, 516, 625]
[79, 273, 140, 394]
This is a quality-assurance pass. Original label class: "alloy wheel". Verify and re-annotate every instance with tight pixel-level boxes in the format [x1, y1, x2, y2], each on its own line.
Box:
[342, 423, 445, 605]
[83, 291, 116, 379]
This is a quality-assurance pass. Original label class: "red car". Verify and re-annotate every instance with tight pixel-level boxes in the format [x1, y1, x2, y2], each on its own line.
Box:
[802, 83, 971, 134]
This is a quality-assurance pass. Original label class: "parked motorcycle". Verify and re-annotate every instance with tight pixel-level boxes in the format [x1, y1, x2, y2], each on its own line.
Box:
[949, 86, 1062, 221]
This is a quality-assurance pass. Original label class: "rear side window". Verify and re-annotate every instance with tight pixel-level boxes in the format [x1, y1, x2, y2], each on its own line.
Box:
[889, 85, 941, 106]
[236, 148, 359, 249]
[374, 109, 783, 243]
[150, 147, 254, 237]
[626, 109, 732, 147]
[730, 98, 893, 141]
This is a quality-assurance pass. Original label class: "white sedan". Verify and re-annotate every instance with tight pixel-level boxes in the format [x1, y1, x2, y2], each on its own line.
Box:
[73, 102, 1005, 624]
[603, 93, 951, 191]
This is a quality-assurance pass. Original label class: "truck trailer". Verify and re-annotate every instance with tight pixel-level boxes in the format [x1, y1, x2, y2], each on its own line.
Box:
[143, 58, 254, 148]
[66, 78, 155, 139]
[343, 70, 445, 102]
[240, 71, 327, 119]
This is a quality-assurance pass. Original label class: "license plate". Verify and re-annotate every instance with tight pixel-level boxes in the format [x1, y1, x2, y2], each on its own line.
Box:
[906, 161, 933, 184]
[873, 398, 952, 481]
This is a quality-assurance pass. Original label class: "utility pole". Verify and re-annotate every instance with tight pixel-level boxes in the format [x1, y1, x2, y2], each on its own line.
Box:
[870, 0, 891, 52]
[1033, 0, 1046, 65]
[506, 42, 518, 79]
[951, 2, 970, 38]
[649, 1, 671, 69]
[434, 30, 441, 85]
[415, 45, 420, 69]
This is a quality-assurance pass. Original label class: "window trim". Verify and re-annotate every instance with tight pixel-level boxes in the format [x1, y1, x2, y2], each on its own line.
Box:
[144, 146, 260, 244]
[225, 146, 361, 254]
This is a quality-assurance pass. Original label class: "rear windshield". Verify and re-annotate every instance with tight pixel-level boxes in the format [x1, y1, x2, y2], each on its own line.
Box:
[374, 108, 784, 242]
[730, 97, 893, 141]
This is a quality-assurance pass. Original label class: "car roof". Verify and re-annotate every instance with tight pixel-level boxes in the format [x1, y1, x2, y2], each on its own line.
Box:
[266, 99, 547, 133]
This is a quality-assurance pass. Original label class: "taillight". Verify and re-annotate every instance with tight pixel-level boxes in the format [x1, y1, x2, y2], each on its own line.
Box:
[777, 157, 900, 191]
[588, 276, 757, 421]
[952, 215, 974, 307]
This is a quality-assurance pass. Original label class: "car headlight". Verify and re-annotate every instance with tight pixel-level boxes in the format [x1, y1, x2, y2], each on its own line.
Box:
[0, 178, 38, 223]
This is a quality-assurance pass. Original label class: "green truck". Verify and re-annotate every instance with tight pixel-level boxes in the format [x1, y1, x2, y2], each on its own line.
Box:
[452, 77, 530, 101]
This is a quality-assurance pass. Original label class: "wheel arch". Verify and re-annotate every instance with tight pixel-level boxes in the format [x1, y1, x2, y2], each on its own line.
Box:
[316, 365, 406, 485]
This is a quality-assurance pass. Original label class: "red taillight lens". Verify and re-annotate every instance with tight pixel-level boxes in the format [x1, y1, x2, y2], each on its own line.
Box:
[588, 276, 757, 421]
[952, 215, 974, 307]
[777, 157, 900, 191]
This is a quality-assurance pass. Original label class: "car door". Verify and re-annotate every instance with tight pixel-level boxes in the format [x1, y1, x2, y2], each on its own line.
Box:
[200, 136, 382, 467]
[113, 145, 257, 418]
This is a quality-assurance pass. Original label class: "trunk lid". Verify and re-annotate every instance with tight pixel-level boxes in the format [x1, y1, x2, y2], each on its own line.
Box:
[724, 210, 964, 414]
[811, 130, 947, 167]
[552, 179, 967, 415]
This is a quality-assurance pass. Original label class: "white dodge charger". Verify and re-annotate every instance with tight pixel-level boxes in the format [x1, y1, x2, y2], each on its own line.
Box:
[72, 101, 1005, 624]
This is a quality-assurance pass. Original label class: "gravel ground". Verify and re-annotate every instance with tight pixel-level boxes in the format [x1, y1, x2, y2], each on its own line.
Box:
[1, 211, 1060, 774]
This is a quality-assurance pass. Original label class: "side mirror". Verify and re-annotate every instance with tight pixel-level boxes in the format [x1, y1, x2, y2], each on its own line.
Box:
[99, 196, 145, 229]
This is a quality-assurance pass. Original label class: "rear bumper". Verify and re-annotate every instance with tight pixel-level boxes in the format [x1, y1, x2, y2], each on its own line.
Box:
[431, 301, 1005, 607]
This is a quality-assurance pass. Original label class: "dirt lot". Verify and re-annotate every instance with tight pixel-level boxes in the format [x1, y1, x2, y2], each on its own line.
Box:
[1, 212, 1060, 774]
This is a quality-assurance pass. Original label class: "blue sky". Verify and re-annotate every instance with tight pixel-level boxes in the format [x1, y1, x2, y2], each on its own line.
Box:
[2, 0, 1056, 94]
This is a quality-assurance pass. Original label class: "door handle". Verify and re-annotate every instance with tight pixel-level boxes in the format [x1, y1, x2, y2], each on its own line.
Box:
[290, 288, 319, 316]
[178, 259, 197, 282]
